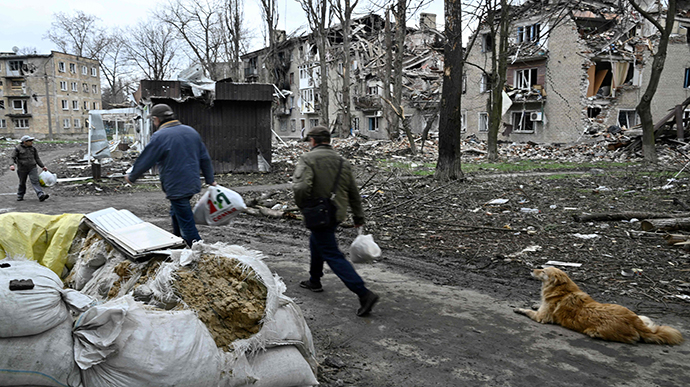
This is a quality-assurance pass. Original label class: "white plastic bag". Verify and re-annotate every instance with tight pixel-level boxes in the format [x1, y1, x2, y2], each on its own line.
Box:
[349, 228, 381, 263]
[193, 185, 247, 226]
[39, 170, 58, 186]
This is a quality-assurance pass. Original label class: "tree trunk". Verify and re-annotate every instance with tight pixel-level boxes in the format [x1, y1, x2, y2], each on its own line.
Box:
[384, 7, 393, 138]
[341, 0, 353, 139]
[487, 0, 509, 162]
[389, 0, 405, 140]
[435, 0, 464, 181]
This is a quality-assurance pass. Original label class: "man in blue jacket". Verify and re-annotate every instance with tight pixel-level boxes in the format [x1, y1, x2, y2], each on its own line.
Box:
[125, 104, 216, 247]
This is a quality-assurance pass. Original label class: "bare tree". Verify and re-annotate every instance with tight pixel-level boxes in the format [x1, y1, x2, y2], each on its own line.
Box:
[332, 0, 359, 138]
[158, 0, 244, 80]
[629, 0, 678, 164]
[219, 0, 246, 81]
[16, 47, 39, 55]
[485, 0, 510, 161]
[126, 21, 180, 80]
[45, 11, 110, 59]
[259, 0, 280, 83]
[97, 30, 133, 106]
[297, 0, 332, 131]
[436, 0, 464, 180]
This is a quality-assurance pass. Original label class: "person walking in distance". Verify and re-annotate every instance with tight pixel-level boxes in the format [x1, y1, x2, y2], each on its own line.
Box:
[293, 125, 379, 317]
[125, 103, 216, 247]
[10, 135, 50, 202]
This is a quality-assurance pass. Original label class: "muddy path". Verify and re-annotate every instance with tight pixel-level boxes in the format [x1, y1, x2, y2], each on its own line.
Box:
[1, 144, 689, 386]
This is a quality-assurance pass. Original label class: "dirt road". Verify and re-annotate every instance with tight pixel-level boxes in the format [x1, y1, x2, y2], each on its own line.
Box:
[1, 145, 689, 386]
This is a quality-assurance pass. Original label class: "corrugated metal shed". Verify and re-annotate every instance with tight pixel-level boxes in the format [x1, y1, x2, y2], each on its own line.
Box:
[147, 83, 273, 173]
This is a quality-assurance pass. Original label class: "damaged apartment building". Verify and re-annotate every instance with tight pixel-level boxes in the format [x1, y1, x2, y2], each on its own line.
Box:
[463, 0, 690, 143]
[241, 13, 444, 140]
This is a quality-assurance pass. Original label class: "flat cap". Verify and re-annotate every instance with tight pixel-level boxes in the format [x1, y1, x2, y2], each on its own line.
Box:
[150, 103, 175, 118]
[303, 125, 330, 141]
[20, 135, 35, 142]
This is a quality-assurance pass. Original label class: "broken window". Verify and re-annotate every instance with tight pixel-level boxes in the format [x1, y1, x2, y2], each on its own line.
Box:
[58, 62, 65, 72]
[290, 119, 296, 132]
[310, 118, 319, 128]
[515, 68, 539, 90]
[93, 102, 98, 110]
[0, 101, 4, 109]
[11, 80, 23, 90]
[461, 110, 467, 133]
[83, 83, 89, 92]
[587, 107, 601, 118]
[367, 85, 380, 95]
[512, 111, 536, 133]
[517, 24, 540, 43]
[279, 118, 287, 132]
[478, 112, 489, 132]
[69, 63, 76, 73]
[587, 61, 634, 97]
[368, 116, 380, 131]
[9, 60, 24, 72]
[84, 101, 88, 110]
[92, 85, 98, 94]
[684, 68, 690, 88]
[13, 119, 29, 128]
[618, 109, 639, 129]
[353, 117, 360, 131]
[289, 72, 294, 85]
[481, 33, 492, 52]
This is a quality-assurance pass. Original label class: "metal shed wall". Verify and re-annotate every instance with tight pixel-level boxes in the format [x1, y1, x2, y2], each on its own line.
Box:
[151, 87, 272, 173]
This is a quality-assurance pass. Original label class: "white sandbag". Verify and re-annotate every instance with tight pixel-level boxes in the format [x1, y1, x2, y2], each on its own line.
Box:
[39, 170, 58, 187]
[0, 318, 82, 387]
[242, 346, 318, 387]
[0, 260, 71, 337]
[349, 229, 382, 263]
[74, 296, 223, 387]
[193, 185, 246, 226]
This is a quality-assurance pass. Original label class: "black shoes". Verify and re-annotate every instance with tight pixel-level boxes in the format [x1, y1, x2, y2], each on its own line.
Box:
[17, 197, 23, 201]
[357, 291, 379, 317]
[39, 194, 49, 202]
[300, 280, 324, 292]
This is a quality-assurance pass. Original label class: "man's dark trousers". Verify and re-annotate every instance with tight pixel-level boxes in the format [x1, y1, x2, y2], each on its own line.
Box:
[169, 196, 201, 247]
[308, 225, 368, 297]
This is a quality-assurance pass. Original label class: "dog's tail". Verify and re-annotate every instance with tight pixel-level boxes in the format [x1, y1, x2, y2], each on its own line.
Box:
[638, 316, 684, 345]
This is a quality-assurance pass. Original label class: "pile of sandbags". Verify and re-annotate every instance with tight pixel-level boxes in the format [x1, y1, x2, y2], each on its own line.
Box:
[0, 260, 93, 387]
[66, 240, 318, 387]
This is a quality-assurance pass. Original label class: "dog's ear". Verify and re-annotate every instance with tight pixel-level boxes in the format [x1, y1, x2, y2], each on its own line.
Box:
[547, 267, 569, 285]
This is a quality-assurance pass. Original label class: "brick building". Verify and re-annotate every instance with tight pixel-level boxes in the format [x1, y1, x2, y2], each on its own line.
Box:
[0, 51, 102, 140]
[241, 14, 444, 140]
[462, 0, 690, 144]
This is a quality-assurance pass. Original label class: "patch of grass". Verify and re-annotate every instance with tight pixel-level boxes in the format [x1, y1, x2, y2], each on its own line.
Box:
[542, 174, 574, 180]
[462, 160, 633, 173]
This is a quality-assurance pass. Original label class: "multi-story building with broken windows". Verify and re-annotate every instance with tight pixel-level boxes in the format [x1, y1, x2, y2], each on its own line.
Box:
[463, 0, 690, 143]
[0, 51, 102, 139]
[241, 14, 444, 140]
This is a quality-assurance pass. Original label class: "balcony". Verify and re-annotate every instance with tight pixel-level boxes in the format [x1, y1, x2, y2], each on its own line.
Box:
[353, 95, 382, 110]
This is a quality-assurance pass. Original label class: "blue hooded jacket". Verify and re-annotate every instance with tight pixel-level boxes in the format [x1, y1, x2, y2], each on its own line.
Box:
[129, 120, 215, 199]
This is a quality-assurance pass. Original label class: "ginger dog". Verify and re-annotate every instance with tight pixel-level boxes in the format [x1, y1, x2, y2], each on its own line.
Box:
[514, 267, 683, 345]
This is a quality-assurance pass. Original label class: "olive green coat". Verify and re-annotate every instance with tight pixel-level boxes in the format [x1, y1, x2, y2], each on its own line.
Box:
[293, 145, 365, 225]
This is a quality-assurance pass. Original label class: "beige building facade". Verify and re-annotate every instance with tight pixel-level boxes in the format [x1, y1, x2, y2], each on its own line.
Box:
[463, 0, 690, 144]
[0, 51, 101, 140]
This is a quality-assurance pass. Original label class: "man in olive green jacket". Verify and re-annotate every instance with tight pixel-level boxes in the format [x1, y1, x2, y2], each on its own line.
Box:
[293, 126, 379, 317]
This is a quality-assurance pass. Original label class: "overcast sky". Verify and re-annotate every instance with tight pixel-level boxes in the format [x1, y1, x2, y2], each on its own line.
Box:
[2, 0, 444, 55]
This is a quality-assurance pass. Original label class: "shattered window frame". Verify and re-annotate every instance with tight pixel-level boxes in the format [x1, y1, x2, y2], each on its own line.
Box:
[478, 112, 489, 132]
[481, 33, 493, 52]
[516, 23, 540, 44]
[58, 62, 65, 72]
[13, 118, 29, 128]
[69, 63, 76, 73]
[353, 117, 360, 132]
[10, 80, 23, 90]
[514, 68, 539, 90]
[92, 85, 98, 94]
[512, 111, 536, 133]
[617, 109, 639, 129]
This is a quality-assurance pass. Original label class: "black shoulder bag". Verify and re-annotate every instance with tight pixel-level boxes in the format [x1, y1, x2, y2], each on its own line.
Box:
[301, 159, 344, 230]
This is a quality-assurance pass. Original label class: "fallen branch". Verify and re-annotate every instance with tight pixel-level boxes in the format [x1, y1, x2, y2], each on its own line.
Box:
[640, 217, 690, 232]
[573, 212, 690, 222]
[398, 215, 516, 232]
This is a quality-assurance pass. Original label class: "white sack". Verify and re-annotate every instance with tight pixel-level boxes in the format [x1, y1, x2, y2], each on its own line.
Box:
[242, 346, 318, 387]
[74, 296, 223, 387]
[0, 260, 72, 337]
[39, 170, 58, 187]
[193, 185, 246, 226]
[349, 229, 382, 263]
[0, 318, 82, 387]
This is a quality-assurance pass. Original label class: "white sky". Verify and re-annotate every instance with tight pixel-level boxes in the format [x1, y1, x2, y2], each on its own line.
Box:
[2, 0, 444, 55]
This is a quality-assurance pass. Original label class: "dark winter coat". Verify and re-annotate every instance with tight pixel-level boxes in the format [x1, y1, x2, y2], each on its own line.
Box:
[293, 144, 365, 225]
[128, 120, 215, 199]
[11, 144, 44, 172]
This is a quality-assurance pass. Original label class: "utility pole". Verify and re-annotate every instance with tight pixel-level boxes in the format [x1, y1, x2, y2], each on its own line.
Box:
[43, 57, 53, 140]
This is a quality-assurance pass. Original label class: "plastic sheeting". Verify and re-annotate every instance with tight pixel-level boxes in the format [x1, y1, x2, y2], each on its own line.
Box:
[0, 213, 84, 275]
[88, 111, 113, 160]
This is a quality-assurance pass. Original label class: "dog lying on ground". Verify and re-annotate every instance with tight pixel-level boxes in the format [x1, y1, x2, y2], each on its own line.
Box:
[514, 267, 684, 345]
